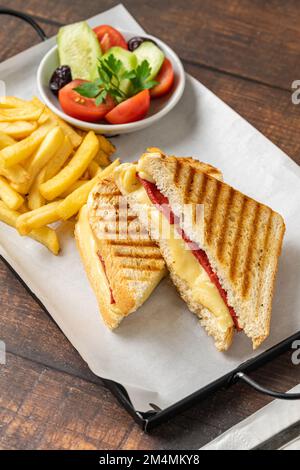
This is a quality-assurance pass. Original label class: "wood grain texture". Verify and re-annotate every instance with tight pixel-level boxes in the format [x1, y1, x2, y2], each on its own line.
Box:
[0, 0, 300, 450]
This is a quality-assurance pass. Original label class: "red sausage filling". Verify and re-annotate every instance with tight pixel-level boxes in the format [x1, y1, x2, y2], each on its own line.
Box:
[137, 174, 241, 330]
[97, 252, 116, 305]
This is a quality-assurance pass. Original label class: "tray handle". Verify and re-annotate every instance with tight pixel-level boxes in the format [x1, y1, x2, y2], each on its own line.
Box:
[0, 7, 48, 41]
[235, 371, 300, 400]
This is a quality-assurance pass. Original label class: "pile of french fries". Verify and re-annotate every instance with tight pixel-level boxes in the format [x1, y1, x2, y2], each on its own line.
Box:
[0, 96, 119, 255]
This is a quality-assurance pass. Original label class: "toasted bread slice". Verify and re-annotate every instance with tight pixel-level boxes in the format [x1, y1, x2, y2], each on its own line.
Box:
[137, 149, 285, 349]
[114, 156, 235, 351]
[75, 174, 167, 329]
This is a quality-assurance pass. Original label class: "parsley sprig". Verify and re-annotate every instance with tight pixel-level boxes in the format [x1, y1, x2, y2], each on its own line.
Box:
[74, 54, 158, 105]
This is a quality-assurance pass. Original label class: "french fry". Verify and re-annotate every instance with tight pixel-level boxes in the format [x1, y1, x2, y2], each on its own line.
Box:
[60, 180, 87, 198]
[0, 130, 16, 149]
[27, 170, 45, 210]
[0, 121, 38, 139]
[32, 97, 82, 148]
[57, 159, 120, 220]
[0, 106, 42, 122]
[0, 121, 56, 167]
[0, 176, 24, 209]
[88, 160, 101, 178]
[40, 131, 99, 201]
[43, 136, 73, 181]
[97, 134, 115, 156]
[10, 126, 64, 194]
[0, 96, 39, 110]
[55, 116, 82, 148]
[0, 201, 59, 254]
[27, 225, 60, 255]
[0, 159, 29, 185]
[94, 148, 111, 167]
[16, 200, 62, 235]
[26, 126, 65, 186]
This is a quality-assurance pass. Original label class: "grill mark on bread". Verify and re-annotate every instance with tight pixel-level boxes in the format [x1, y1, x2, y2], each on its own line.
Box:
[115, 251, 162, 260]
[122, 275, 160, 282]
[205, 178, 222, 244]
[229, 197, 247, 280]
[108, 240, 157, 247]
[254, 210, 272, 317]
[197, 172, 208, 205]
[95, 191, 121, 198]
[119, 262, 164, 272]
[173, 159, 180, 185]
[185, 166, 196, 203]
[207, 184, 232, 259]
[95, 214, 137, 223]
[241, 203, 261, 297]
[214, 186, 233, 261]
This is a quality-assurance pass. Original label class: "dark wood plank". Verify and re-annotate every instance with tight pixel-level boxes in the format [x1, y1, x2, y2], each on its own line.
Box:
[0, 258, 99, 383]
[2, 0, 300, 90]
[0, 353, 134, 450]
[0, 15, 55, 61]
[186, 63, 300, 165]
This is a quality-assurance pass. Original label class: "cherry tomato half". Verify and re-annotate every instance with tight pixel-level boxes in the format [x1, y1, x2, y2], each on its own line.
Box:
[93, 25, 128, 53]
[150, 58, 174, 98]
[58, 79, 115, 123]
[105, 89, 150, 124]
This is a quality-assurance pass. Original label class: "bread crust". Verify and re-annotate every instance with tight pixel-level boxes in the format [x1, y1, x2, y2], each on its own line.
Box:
[75, 217, 124, 329]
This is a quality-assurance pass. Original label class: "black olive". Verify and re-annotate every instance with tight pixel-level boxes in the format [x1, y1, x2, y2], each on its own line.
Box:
[49, 65, 72, 96]
[127, 36, 159, 51]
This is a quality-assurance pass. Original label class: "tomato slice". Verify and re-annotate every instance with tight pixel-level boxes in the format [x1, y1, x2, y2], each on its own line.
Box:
[150, 58, 174, 98]
[58, 79, 115, 123]
[93, 25, 128, 52]
[105, 90, 150, 124]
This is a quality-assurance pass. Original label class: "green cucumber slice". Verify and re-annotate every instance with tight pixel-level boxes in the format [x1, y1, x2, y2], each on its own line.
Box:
[133, 41, 165, 80]
[57, 21, 102, 81]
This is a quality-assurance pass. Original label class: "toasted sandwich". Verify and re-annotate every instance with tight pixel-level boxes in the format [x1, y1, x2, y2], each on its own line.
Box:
[114, 149, 285, 351]
[75, 174, 167, 329]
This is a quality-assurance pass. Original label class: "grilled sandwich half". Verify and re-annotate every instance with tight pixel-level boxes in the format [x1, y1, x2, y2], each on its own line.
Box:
[75, 174, 167, 329]
[114, 149, 285, 351]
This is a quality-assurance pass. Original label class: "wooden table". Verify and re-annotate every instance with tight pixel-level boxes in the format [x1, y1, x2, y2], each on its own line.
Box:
[1, 0, 300, 450]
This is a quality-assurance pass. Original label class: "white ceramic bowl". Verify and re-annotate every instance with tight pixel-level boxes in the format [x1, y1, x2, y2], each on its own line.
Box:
[37, 30, 185, 135]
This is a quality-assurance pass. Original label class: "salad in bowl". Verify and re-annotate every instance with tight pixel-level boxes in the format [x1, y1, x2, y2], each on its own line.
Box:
[37, 21, 185, 134]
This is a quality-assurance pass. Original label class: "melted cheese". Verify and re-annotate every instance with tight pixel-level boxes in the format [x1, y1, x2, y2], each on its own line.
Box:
[114, 163, 140, 194]
[114, 164, 234, 331]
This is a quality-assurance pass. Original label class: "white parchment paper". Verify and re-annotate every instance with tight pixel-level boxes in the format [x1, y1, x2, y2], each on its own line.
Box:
[1, 4, 300, 412]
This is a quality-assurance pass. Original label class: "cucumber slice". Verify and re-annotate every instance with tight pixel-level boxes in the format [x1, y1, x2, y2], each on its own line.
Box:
[57, 21, 102, 81]
[133, 41, 165, 80]
[101, 47, 137, 95]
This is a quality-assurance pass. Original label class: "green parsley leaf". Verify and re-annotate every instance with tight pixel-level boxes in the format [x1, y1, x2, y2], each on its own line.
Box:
[128, 60, 158, 95]
[103, 54, 123, 75]
[73, 82, 100, 98]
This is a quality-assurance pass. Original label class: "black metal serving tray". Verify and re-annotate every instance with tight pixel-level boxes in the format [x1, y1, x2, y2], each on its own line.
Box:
[2, 252, 300, 431]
